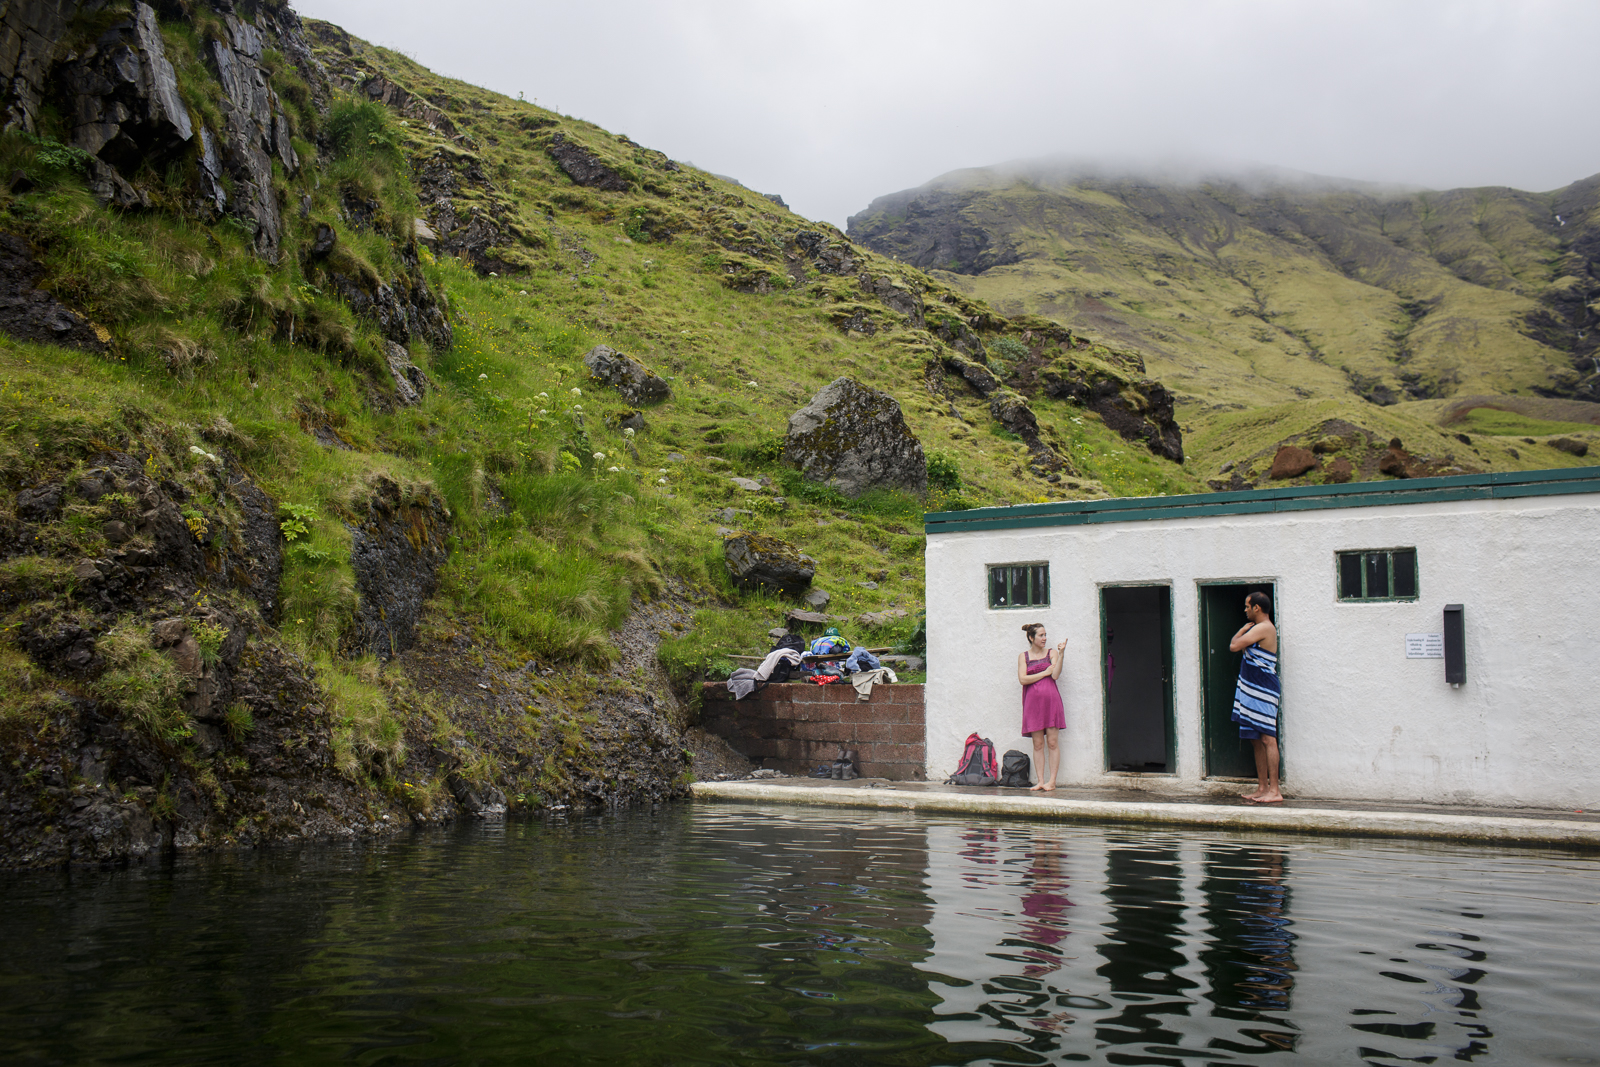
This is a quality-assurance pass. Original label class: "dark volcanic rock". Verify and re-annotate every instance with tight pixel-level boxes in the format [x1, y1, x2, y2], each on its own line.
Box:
[58, 3, 193, 175]
[988, 390, 1071, 473]
[0, 0, 79, 131]
[0, 234, 108, 352]
[413, 149, 527, 275]
[848, 187, 1024, 275]
[359, 74, 457, 136]
[205, 10, 303, 258]
[1041, 363, 1185, 463]
[224, 470, 284, 623]
[783, 377, 927, 497]
[383, 340, 431, 406]
[546, 133, 630, 191]
[857, 272, 924, 328]
[582, 344, 670, 404]
[1325, 456, 1354, 483]
[317, 246, 452, 354]
[1550, 436, 1589, 457]
[348, 478, 451, 659]
[789, 230, 859, 276]
[724, 533, 815, 597]
[943, 352, 1001, 396]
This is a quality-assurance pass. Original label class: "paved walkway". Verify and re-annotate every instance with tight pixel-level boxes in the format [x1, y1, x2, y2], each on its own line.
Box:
[690, 777, 1600, 849]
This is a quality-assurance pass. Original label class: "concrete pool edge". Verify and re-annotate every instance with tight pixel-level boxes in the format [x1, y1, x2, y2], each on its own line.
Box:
[689, 781, 1600, 849]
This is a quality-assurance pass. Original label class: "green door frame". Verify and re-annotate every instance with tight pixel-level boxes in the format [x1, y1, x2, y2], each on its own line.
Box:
[1198, 580, 1280, 780]
[1098, 583, 1177, 774]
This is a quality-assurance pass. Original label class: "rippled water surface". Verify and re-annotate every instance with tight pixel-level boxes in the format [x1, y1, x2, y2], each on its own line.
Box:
[2, 805, 1598, 1065]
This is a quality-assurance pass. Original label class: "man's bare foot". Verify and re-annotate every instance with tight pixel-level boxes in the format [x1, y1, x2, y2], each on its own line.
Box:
[1029, 782, 1046, 791]
[1245, 792, 1284, 804]
[1039, 784, 1056, 792]
[1241, 790, 1264, 801]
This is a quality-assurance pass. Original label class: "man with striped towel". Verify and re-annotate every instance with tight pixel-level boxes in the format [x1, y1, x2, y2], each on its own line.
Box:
[1229, 592, 1282, 804]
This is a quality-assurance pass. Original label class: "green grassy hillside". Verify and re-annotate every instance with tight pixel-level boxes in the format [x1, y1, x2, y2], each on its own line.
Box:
[848, 163, 1600, 482]
[0, 1, 1220, 857]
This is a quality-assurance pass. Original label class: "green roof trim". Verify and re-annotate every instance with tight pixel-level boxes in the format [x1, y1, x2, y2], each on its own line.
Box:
[924, 466, 1600, 535]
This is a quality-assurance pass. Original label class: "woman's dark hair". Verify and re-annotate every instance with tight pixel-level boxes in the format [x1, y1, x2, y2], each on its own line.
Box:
[1022, 622, 1045, 641]
[1247, 591, 1273, 619]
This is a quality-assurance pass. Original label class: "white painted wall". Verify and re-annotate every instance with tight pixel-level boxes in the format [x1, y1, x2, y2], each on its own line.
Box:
[924, 494, 1600, 809]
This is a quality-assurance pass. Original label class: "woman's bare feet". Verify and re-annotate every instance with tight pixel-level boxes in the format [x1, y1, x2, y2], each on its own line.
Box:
[1038, 784, 1056, 792]
[1245, 791, 1284, 804]
[1241, 789, 1265, 801]
[1029, 781, 1046, 791]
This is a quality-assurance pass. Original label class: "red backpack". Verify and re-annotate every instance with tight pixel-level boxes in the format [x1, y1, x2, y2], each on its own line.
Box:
[947, 733, 999, 785]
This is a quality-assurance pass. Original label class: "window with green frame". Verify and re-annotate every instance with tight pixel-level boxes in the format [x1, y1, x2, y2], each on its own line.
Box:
[989, 563, 1049, 608]
[1337, 548, 1417, 601]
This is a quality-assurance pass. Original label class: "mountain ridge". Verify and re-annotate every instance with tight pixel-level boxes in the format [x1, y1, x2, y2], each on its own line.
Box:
[847, 161, 1600, 415]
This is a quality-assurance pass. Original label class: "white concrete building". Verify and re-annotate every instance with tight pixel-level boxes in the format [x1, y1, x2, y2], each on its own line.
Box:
[923, 467, 1600, 810]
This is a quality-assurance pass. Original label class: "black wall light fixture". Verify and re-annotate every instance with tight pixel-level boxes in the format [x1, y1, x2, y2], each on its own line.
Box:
[1443, 604, 1465, 686]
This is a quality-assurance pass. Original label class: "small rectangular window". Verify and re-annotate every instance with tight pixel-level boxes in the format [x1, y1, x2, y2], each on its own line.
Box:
[1337, 549, 1418, 602]
[989, 563, 1049, 608]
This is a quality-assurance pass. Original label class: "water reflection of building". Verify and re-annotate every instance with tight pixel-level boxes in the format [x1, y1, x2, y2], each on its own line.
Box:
[921, 827, 1304, 1061]
[916, 825, 1573, 1063]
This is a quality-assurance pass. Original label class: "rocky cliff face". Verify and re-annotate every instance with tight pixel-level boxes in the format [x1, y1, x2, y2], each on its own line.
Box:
[0, 0, 700, 869]
[4, 1, 306, 254]
[847, 186, 1024, 276]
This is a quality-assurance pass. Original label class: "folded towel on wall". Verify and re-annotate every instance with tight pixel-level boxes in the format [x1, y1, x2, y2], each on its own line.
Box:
[850, 667, 898, 701]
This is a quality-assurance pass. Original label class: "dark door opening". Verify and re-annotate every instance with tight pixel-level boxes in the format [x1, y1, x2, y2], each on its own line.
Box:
[1101, 585, 1174, 773]
[1200, 582, 1278, 780]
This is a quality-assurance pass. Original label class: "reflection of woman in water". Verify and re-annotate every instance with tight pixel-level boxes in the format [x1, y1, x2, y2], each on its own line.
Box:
[1018, 623, 1067, 791]
[1018, 836, 1073, 979]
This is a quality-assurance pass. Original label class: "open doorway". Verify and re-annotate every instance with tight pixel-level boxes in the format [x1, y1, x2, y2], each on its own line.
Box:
[1100, 585, 1174, 773]
[1199, 581, 1278, 780]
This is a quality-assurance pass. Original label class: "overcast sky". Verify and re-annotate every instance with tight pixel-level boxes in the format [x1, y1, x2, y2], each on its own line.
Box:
[294, 0, 1600, 228]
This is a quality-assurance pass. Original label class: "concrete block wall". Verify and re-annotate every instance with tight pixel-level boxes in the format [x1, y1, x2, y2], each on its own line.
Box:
[700, 682, 926, 780]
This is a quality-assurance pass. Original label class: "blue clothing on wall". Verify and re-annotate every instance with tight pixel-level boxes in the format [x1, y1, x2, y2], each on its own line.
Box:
[844, 647, 881, 673]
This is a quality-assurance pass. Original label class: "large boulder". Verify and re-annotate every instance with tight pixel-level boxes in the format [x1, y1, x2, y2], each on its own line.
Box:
[724, 533, 815, 597]
[782, 377, 927, 497]
[1269, 446, 1318, 480]
[546, 133, 631, 192]
[583, 345, 671, 405]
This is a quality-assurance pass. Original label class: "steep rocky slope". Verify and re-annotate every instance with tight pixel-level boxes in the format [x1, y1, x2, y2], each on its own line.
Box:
[0, 2, 1204, 866]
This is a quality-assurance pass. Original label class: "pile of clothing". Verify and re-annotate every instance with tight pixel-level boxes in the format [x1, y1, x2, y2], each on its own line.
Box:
[725, 627, 896, 701]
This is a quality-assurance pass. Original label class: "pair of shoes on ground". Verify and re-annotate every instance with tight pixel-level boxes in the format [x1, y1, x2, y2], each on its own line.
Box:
[809, 760, 859, 780]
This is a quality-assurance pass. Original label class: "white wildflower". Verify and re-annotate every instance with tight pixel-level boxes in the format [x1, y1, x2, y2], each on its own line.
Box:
[607, 466, 620, 473]
[478, 373, 488, 380]
[537, 392, 549, 399]
[593, 452, 606, 461]
[570, 387, 582, 397]
[657, 478, 668, 485]
[539, 409, 548, 415]
[746, 380, 758, 387]
[622, 427, 635, 438]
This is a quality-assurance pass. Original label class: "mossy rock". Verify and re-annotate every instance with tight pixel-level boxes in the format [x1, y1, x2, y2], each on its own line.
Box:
[782, 377, 927, 498]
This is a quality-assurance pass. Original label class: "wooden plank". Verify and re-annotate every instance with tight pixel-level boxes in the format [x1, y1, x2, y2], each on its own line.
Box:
[729, 647, 893, 662]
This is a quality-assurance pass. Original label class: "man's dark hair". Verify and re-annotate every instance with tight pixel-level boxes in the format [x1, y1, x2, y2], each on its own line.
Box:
[1247, 591, 1273, 619]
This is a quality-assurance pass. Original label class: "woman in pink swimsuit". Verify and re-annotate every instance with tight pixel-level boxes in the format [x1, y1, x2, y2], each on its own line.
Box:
[1017, 623, 1067, 791]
